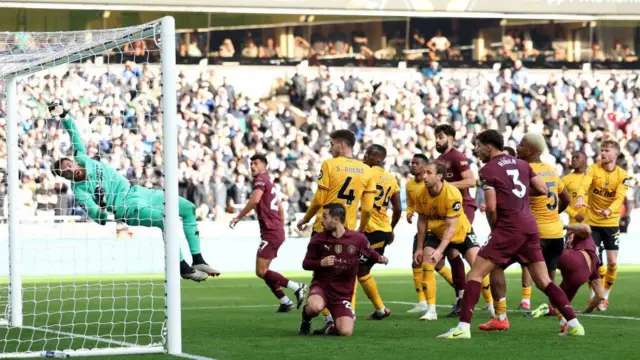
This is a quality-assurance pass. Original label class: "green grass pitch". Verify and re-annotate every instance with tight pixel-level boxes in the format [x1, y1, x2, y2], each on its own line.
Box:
[2, 267, 640, 359]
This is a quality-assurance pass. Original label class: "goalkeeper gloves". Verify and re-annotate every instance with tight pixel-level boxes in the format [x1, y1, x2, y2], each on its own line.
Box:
[48, 99, 69, 119]
[94, 185, 107, 209]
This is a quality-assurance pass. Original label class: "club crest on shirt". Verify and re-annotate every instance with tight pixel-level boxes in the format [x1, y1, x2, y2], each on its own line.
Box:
[623, 178, 630, 186]
[453, 201, 462, 211]
[335, 244, 343, 254]
[318, 170, 324, 180]
[432, 205, 438, 211]
[347, 245, 356, 254]
[604, 181, 609, 188]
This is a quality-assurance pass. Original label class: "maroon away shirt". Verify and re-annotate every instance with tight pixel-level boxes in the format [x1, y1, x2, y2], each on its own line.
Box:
[479, 154, 538, 234]
[253, 173, 285, 240]
[438, 148, 477, 208]
[302, 229, 381, 299]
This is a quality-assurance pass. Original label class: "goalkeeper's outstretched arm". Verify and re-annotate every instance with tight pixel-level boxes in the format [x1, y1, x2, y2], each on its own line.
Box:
[74, 185, 109, 225]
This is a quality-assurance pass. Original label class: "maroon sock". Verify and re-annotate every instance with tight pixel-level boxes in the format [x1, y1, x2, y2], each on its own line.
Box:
[543, 283, 576, 321]
[265, 270, 290, 288]
[264, 278, 286, 299]
[326, 325, 340, 336]
[450, 255, 466, 296]
[460, 280, 482, 324]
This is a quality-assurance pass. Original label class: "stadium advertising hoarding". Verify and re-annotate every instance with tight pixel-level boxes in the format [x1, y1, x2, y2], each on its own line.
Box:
[6, 0, 640, 16]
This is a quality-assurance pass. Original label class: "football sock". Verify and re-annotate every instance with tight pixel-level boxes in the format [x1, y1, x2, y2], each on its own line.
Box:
[521, 285, 532, 305]
[544, 283, 576, 321]
[280, 296, 292, 305]
[359, 274, 385, 310]
[458, 322, 470, 330]
[302, 305, 313, 321]
[321, 308, 331, 318]
[264, 279, 285, 300]
[437, 266, 454, 287]
[323, 312, 333, 323]
[460, 280, 482, 324]
[326, 325, 340, 336]
[481, 275, 493, 304]
[264, 270, 289, 288]
[449, 255, 466, 294]
[598, 264, 606, 278]
[412, 268, 427, 303]
[423, 263, 437, 306]
[287, 281, 300, 292]
[567, 318, 579, 328]
[495, 298, 507, 321]
[179, 197, 201, 256]
[604, 264, 617, 298]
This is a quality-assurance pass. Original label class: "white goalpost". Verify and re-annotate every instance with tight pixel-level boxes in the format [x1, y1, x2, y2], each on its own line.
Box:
[0, 17, 182, 357]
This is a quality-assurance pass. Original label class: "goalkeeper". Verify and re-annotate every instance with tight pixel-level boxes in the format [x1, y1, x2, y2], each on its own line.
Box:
[49, 100, 219, 282]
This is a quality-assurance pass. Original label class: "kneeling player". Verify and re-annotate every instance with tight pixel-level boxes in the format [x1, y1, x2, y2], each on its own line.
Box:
[298, 203, 389, 336]
[413, 162, 492, 321]
[230, 154, 307, 312]
[530, 223, 604, 333]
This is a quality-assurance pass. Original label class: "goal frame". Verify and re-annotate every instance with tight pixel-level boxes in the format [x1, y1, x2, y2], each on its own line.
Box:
[2, 16, 182, 358]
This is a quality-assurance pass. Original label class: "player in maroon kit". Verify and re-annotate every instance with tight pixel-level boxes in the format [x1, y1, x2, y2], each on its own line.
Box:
[230, 154, 307, 312]
[530, 223, 605, 334]
[437, 130, 585, 339]
[434, 124, 493, 317]
[298, 203, 389, 336]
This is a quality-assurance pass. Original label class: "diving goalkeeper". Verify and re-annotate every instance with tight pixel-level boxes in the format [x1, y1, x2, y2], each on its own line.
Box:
[48, 100, 219, 282]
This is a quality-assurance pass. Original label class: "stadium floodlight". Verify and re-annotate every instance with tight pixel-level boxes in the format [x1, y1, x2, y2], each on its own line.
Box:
[0, 17, 182, 358]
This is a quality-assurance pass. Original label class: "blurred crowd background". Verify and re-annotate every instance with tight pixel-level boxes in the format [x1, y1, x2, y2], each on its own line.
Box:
[0, 53, 639, 225]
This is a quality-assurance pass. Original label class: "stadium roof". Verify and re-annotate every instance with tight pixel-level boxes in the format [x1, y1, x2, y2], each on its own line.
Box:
[2, 0, 640, 19]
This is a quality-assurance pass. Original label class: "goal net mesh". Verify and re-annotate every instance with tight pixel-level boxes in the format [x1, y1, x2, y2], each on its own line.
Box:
[0, 20, 169, 357]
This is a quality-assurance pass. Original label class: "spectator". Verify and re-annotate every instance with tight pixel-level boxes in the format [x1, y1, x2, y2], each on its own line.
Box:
[428, 30, 451, 60]
[242, 38, 259, 58]
[609, 40, 625, 62]
[592, 43, 606, 62]
[259, 38, 281, 58]
[219, 39, 235, 58]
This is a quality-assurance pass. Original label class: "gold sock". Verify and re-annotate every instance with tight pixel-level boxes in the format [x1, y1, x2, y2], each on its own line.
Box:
[598, 265, 606, 278]
[481, 275, 493, 304]
[359, 274, 384, 310]
[437, 266, 454, 287]
[522, 286, 532, 302]
[413, 268, 427, 303]
[423, 263, 437, 305]
[604, 264, 618, 291]
[321, 308, 331, 316]
[495, 298, 507, 320]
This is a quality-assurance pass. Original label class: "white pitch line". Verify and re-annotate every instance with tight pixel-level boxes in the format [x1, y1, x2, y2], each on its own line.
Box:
[184, 301, 640, 321]
[175, 352, 217, 360]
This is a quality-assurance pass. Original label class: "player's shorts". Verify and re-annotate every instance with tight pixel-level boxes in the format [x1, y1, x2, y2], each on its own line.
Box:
[591, 226, 620, 252]
[557, 249, 599, 302]
[361, 231, 391, 266]
[424, 231, 479, 256]
[364, 231, 391, 255]
[478, 228, 544, 268]
[256, 233, 285, 260]
[540, 238, 564, 272]
[463, 204, 477, 225]
[309, 285, 355, 319]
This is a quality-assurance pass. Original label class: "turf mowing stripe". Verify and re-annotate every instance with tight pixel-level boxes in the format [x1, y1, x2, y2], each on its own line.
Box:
[182, 301, 640, 321]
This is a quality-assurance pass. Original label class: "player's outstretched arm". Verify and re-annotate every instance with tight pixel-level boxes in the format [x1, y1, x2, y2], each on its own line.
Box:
[584, 278, 604, 313]
[75, 188, 108, 225]
[449, 169, 476, 190]
[49, 101, 88, 163]
[230, 188, 264, 228]
[414, 213, 427, 264]
[575, 166, 594, 208]
[564, 223, 591, 238]
[558, 187, 571, 214]
[302, 240, 323, 270]
[297, 189, 326, 230]
[530, 175, 548, 197]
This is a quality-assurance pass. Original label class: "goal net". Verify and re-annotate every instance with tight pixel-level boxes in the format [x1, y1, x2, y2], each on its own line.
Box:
[0, 17, 182, 358]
